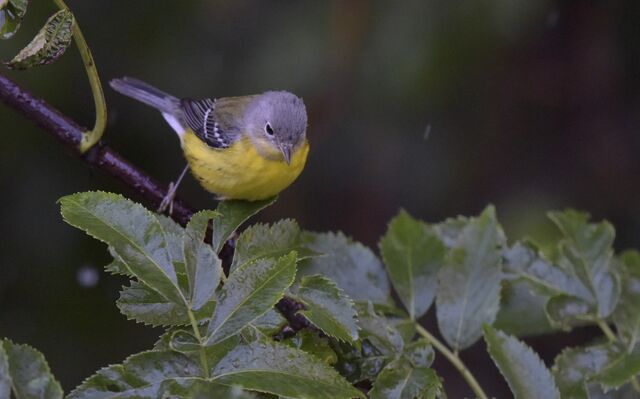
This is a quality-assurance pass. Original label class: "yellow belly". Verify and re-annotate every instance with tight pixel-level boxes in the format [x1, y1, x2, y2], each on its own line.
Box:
[182, 130, 309, 201]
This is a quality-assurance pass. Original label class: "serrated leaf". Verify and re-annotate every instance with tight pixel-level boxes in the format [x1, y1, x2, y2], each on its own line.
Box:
[6, 9, 74, 69]
[252, 309, 287, 336]
[369, 358, 443, 399]
[1, 339, 63, 399]
[60, 192, 184, 304]
[403, 340, 435, 368]
[284, 330, 338, 365]
[435, 206, 504, 351]
[433, 215, 469, 248]
[380, 210, 446, 320]
[592, 348, 640, 391]
[483, 325, 560, 399]
[503, 242, 591, 300]
[549, 210, 620, 319]
[68, 350, 203, 398]
[117, 281, 214, 327]
[184, 211, 223, 310]
[212, 339, 365, 399]
[613, 250, 640, 351]
[552, 344, 617, 399]
[545, 294, 593, 330]
[206, 252, 297, 344]
[494, 280, 554, 336]
[356, 302, 404, 356]
[169, 330, 200, 354]
[300, 232, 391, 304]
[295, 274, 359, 342]
[211, 198, 276, 253]
[231, 219, 315, 273]
[0, 0, 28, 40]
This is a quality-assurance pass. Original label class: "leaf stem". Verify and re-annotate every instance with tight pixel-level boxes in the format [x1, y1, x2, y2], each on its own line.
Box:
[52, 0, 106, 153]
[187, 308, 210, 378]
[595, 319, 640, 392]
[596, 319, 616, 342]
[416, 324, 488, 399]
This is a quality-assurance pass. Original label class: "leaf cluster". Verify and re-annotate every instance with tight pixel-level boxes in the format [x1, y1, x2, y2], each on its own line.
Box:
[2, 192, 640, 399]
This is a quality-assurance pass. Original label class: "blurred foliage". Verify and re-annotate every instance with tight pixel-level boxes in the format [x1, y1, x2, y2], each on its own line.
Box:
[1, 1, 640, 397]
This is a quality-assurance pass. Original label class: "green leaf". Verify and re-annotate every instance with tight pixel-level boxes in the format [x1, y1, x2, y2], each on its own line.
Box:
[295, 275, 359, 342]
[379, 210, 446, 320]
[613, 250, 640, 351]
[494, 280, 554, 337]
[231, 219, 315, 273]
[1, 339, 63, 399]
[0, 0, 28, 40]
[435, 206, 504, 351]
[211, 198, 276, 253]
[403, 340, 435, 368]
[5, 9, 74, 69]
[552, 344, 616, 399]
[300, 232, 391, 304]
[117, 281, 214, 327]
[206, 252, 297, 344]
[212, 339, 365, 399]
[549, 210, 620, 319]
[593, 349, 640, 391]
[356, 302, 404, 356]
[545, 294, 593, 330]
[252, 309, 287, 336]
[503, 242, 590, 299]
[369, 358, 443, 399]
[169, 330, 201, 355]
[284, 330, 338, 365]
[60, 192, 184, 304]
[68, 350, 202, 398]
[433, 215, 469, 248]
[483, 325, 560, 399]
[184, 211, 223, 310]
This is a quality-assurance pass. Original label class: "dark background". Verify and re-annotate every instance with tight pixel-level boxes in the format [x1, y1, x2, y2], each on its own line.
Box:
[1, 1, 639, 397]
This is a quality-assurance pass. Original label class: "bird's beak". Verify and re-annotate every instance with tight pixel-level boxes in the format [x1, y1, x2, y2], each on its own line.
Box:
[279, 144, 292, 165]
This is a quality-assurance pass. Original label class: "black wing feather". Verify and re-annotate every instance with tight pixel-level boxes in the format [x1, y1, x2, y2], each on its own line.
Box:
[181, 98, 231, 148]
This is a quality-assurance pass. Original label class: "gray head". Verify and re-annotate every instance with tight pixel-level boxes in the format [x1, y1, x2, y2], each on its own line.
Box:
[244, 91, 307, 164]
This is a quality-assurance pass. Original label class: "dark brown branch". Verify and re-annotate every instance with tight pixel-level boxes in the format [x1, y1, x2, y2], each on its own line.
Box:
[0, 72, 308, 332]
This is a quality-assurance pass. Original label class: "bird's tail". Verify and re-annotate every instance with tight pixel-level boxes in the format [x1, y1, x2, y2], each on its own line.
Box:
[110, 77, 180, 114]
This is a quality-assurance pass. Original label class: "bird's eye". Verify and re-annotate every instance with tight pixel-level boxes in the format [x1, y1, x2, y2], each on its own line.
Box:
[265, 123, 274, 136]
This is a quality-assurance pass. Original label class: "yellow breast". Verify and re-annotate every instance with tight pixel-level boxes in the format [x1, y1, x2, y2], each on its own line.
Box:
[182, 130, 309, 201]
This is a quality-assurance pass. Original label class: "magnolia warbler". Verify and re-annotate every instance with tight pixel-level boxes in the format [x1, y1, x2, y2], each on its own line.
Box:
[110, 77, 309, 207]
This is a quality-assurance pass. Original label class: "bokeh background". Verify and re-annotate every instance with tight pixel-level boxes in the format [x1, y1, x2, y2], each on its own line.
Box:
[2, 1, 640, 397]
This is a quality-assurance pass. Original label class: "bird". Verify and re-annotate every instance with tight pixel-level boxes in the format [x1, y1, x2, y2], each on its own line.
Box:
[109, 77, 309, 209]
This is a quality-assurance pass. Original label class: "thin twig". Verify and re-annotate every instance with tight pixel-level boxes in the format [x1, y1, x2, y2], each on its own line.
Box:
[416, 324, 489, 399]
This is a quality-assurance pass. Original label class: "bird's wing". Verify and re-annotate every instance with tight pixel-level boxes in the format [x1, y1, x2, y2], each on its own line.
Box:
[181, 96, 256, 149]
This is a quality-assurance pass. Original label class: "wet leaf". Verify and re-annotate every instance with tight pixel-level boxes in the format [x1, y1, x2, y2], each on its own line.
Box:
[380, 210, 446, 319]
[295, 274, 359, 342]
[613, 250, 640, 351]
[369, 358, 443, 399]
[300, 232, 391, 304]
[60, 192, 184, 305]
[484, 325, 560, 399]
[436, 206, 505, 351]
[211, 198, 276, 253]
[206, 252, 297, 344]
[212, 339, 365, 399]
[1, 339, 63, 399]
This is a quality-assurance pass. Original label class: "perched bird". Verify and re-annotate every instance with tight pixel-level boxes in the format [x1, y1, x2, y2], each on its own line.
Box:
[110, 77, 309, 208]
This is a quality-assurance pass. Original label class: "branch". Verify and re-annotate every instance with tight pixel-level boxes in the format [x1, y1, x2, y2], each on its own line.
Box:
[0, 72, 308, 333]
[0, 72, 193, 225]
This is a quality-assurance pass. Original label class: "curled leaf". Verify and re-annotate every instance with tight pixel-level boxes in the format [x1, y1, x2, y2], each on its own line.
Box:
[5, 9, 74, 69]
